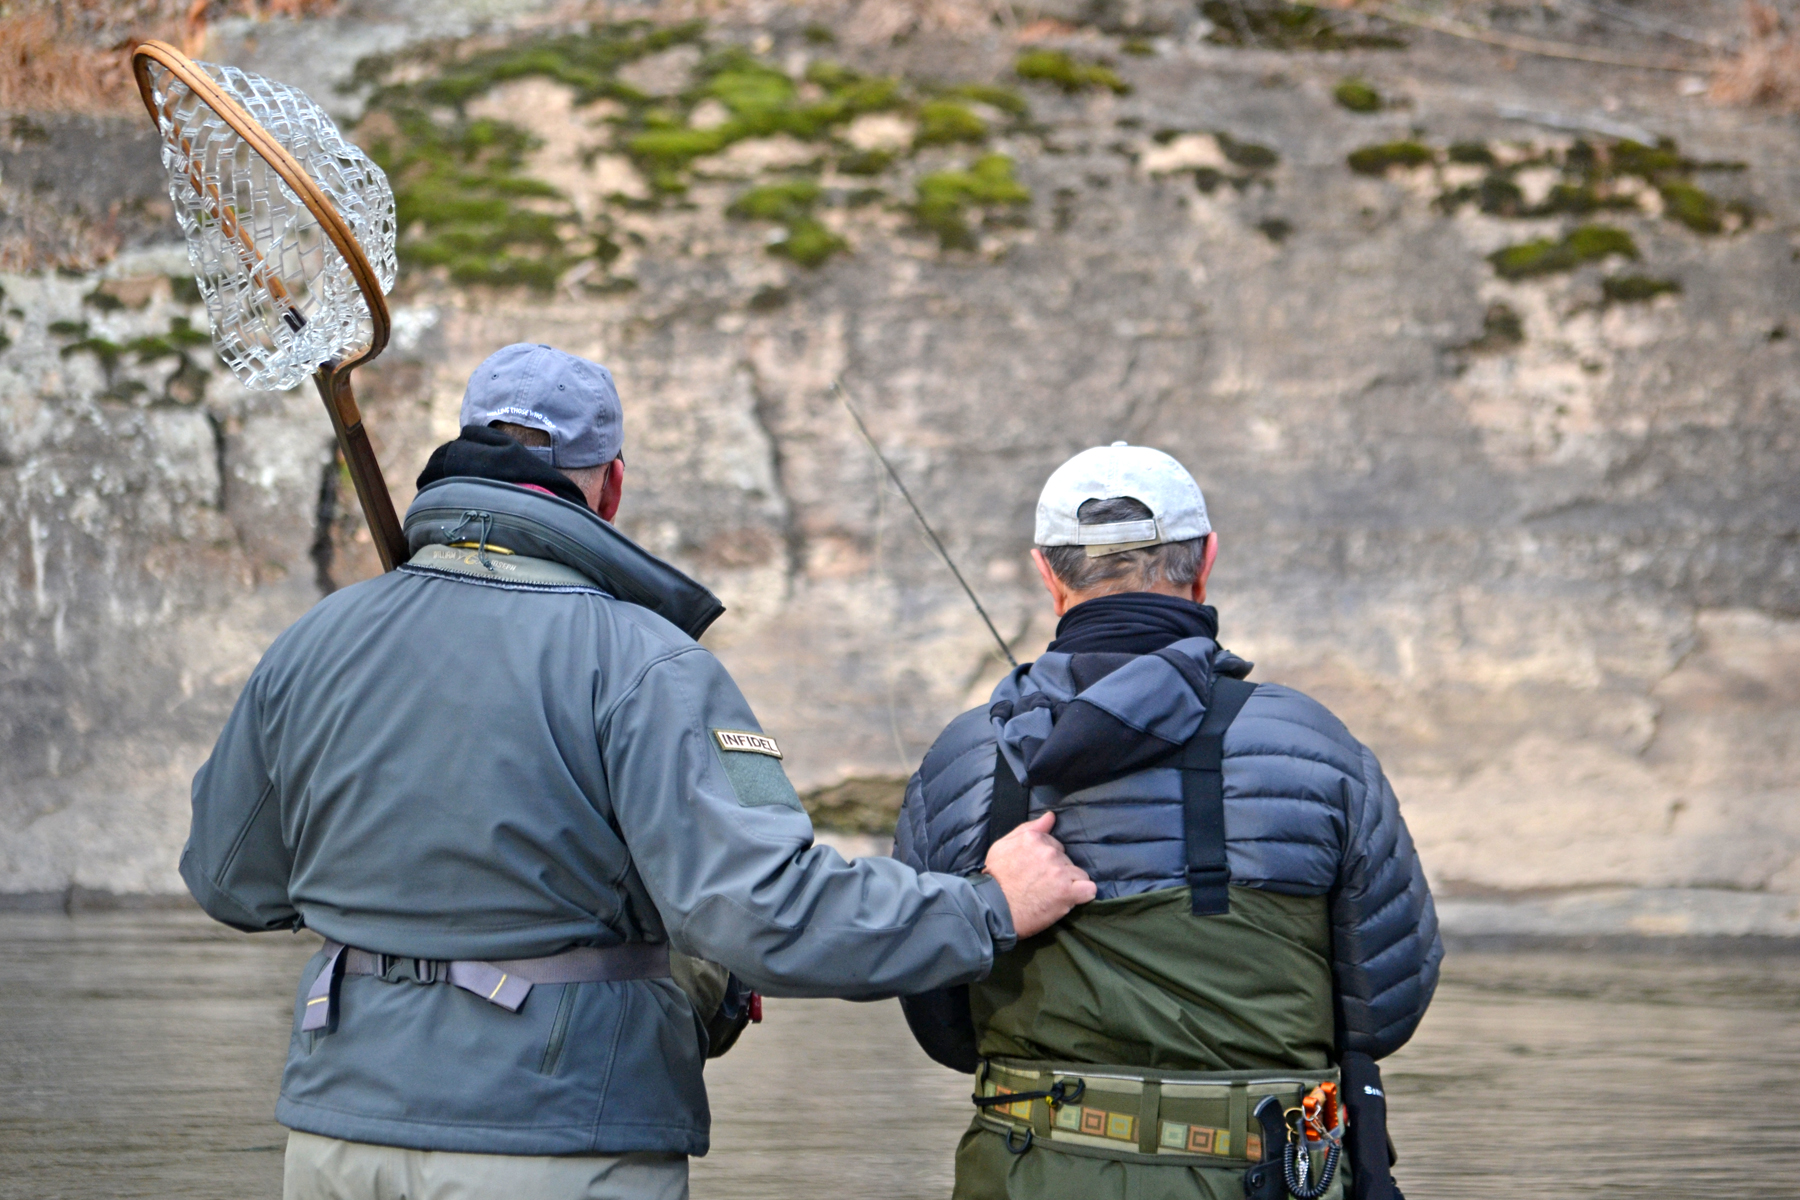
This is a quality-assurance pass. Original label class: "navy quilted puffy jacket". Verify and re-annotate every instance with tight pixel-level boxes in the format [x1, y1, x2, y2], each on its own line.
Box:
[894, 615, 1442, 1061]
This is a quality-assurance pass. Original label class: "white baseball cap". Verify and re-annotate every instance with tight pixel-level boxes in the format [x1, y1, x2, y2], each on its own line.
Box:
[1035, 442, 1211, 557]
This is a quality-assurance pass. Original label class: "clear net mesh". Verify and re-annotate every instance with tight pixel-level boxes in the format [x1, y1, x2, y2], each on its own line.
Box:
[145, 58, 397, 391]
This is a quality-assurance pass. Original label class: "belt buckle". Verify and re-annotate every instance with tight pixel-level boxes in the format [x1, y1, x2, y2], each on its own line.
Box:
[415, 958, 438, 984]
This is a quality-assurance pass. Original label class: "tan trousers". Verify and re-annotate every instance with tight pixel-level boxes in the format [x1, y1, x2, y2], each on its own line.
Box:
[283, 1131, 689, 1200]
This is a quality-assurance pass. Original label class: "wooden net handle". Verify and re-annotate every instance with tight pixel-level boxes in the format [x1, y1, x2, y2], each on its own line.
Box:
[132, 40, 407, 574]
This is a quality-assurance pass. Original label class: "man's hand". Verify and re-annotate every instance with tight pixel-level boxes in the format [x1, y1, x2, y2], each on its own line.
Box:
[984, 812, 1097, 939]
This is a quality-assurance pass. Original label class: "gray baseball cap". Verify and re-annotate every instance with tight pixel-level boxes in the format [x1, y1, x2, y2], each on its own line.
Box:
[1035, 442, 1211, 556]
[460, 343, 623, 468]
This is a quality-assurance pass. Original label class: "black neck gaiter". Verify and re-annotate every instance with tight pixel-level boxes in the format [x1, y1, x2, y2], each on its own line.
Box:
[416, 425, 589, 509]
[1047, 591, 1219, 655]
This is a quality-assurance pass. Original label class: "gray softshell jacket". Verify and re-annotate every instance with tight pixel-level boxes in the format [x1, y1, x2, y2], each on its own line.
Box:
[181, 484, 1015, 1157]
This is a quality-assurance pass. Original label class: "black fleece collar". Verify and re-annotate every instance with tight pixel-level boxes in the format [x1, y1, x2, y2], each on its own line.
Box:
[416, 425, 589, 509]
[1048, 591, 1219, 655]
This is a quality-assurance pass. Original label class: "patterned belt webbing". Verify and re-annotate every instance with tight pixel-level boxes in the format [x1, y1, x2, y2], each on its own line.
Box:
[974, 1058, 1336, 1165]
[301, 941, 671, 1034]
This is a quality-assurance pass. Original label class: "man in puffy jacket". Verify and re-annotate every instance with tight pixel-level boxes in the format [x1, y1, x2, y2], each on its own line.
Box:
[182, 344, 1095, 1200]
[895, 442, 1441, 1200]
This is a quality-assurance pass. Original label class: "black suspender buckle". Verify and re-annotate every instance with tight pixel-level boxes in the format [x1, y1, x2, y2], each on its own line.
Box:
[1186, 865, 1232, 916]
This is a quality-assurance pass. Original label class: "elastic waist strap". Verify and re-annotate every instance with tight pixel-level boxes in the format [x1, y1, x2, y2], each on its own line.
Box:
[973, 1057, 1338, 1166]
[302, 941, 670, 1034]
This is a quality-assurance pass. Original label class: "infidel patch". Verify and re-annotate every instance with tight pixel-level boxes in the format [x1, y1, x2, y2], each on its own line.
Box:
[713, 729, 782, 758]
[711, 728, 803, 812]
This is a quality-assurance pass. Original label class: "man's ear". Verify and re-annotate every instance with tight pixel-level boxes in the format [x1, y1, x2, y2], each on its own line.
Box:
[1191, 533, 1218, 604]
[597, 458, 625, 522]
[1031, 548, 1074, 617]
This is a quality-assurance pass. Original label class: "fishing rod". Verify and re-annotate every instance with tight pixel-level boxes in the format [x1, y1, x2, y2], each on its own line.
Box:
[834, 379, 1018, 669]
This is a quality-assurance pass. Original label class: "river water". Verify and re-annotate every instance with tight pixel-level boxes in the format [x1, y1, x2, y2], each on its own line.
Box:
[2, 911, 1797, 1199]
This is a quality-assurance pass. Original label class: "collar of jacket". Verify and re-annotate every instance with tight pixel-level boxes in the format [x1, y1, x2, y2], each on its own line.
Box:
[402, 477, 725, 639]
[989, 634, 1253, 794]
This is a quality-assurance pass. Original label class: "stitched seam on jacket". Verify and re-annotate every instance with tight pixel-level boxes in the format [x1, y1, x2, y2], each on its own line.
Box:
[593, 644, 709, 734]
[398, 563, 605, 595]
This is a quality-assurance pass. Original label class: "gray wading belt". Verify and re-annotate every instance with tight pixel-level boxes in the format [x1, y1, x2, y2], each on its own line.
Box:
[984, 676, 1257, 917]
[302, 941, 671, 1033]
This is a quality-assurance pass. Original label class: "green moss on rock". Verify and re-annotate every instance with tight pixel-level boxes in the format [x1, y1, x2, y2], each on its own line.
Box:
[727, 179, 846, 268]
[1609, 138, 1689, 179]
[773, 218, 848, 268]
[1488, 224, 1638, 279]
[914, 100, 987, 147]
[1447, 141, 1494, 165]
[1459, 302, 1525, 353]
[727, 179, 822, 222]
[1014, 49, 1130, 95]
[914, 154, 1032, 249]
[1334, 78, 1381, 113]
[1602, 274, 1681, 303]
[351, 22, 1046, 282]
[59, 333, 125, 375]
[360, 20, 704, 110]
[1201, 1, 1406, 49]
[1217, 133, 1279, 170]
[940, 83, 1029, 116]
[1658, 181, 1722, 233]
[125, 315, 209, 363]
[837, 148, 895, 176]
[1347, 140, 1433, 175]
[363, 109, 578, 287]
[1565, 224, 1639, 261]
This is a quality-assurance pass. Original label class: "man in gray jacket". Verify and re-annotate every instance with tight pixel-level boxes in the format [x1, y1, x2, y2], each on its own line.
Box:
[182, 344, 1095, 1200]
[894, 443, 1441, 1200]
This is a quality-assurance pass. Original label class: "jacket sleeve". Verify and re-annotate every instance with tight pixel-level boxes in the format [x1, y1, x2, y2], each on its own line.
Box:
[1330, 741, 1442, 1059]
[601, 646, 1016, 1000]
[895, 764, 982, 1072]
[180, 669, 300, 933]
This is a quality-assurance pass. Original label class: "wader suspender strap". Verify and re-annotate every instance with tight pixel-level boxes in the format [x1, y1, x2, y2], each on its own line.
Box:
[1178, 676, 1256, 916]
[980, 677, 1258, 917]
[982, 749, 1032, 859]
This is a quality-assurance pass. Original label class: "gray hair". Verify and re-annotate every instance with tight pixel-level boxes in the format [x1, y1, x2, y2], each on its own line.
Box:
[491, 421, 612, 497]
[1039, 496, 1206, 595]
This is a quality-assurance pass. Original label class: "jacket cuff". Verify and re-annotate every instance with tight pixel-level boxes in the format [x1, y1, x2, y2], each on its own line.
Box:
[970, 871, 1017, 954]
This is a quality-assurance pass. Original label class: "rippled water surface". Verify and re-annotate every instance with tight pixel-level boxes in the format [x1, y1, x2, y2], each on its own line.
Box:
[3, 911, 1797, 1199]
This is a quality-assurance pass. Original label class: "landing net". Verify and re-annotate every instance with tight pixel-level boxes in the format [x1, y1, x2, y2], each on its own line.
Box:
[142, 59, 396, 391]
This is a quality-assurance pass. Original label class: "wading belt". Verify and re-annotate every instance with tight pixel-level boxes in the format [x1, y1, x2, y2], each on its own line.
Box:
[972, 1057, 1337, 1167]
[301, 941, 671, 1033]
[985, 676, 1257, 917]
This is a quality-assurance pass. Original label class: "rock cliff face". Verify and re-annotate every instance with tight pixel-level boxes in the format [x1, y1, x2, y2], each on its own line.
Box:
[2, 1, 1797, 911]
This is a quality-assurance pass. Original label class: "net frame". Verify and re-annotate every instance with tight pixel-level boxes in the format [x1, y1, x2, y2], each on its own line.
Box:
[131, 40, 406, 571]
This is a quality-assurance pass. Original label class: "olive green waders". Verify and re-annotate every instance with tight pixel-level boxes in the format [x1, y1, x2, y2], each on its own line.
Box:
[953, 885, 1341, 1200]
